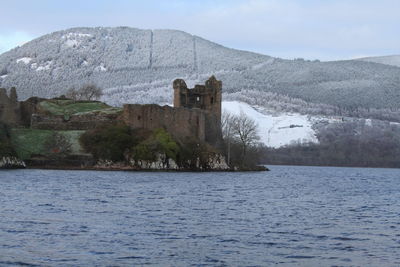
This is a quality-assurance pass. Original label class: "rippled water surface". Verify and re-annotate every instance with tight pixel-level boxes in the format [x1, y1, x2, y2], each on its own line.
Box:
[1, 166, 400, 266]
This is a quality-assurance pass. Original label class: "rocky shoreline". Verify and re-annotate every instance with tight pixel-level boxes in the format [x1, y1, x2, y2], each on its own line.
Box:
[22, 155, 268, 172]
[3, 153, 268, 171]
[24, 165, 268, 172]
[0, 157, 26, 169]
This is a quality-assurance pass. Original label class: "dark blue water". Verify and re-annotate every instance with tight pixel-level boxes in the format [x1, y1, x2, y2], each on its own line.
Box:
[1, 166, 400, 266]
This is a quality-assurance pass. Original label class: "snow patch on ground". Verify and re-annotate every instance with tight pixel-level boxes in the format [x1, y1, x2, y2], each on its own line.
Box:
[62, 32, 92, 48]
[222, 101, 318, 148]
[95, 63, 107, 72]
[16, 57, 33, 64]
[0, 74, 8, 79]
[38, 61, 52, 71]
[63, 32, 92, 38]
[30, 61, 52, 71]
[64, 39, 79, 47]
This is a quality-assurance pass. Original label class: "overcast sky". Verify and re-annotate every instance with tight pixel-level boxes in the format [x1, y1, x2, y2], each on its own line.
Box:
[0, 0, 399, 60]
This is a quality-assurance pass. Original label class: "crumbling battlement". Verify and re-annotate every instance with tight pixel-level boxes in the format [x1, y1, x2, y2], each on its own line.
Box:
[173, 75, 222, 121]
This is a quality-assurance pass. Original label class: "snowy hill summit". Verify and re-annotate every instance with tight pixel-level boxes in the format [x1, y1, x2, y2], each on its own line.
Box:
[1, 26, 400, 112]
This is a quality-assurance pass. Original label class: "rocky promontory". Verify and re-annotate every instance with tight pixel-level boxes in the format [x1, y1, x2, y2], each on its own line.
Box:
[1, 77, 267, 172]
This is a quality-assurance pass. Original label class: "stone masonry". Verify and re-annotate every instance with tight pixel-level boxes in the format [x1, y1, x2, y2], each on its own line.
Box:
[0, 87, 20, 126]
[173, 75, 222, 122]
[122, 104, 206, 142]
[124, 76, 223, 147]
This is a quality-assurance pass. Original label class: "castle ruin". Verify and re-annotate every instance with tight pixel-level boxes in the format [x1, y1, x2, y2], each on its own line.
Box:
[0, 76, 224, 147]
[123, 76, 223, 147]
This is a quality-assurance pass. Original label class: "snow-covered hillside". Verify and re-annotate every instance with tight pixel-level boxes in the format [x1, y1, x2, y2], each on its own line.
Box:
[357, 55, 400, 67]
[222, 101, 318, 148]
[222, 101, 395, 148]
[1, 27, 400, 111]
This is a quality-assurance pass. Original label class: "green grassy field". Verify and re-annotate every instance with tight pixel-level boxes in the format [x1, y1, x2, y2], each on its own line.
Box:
[38, 100, 121, 116]
[10, 128, 87, 159]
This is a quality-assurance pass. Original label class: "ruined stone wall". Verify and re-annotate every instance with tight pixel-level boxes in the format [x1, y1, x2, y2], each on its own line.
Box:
[0, 88, 20, 126]
[19, 97, 44, 127]
[122, 104, 206, 142]
[31, 112, 120, 130]
[122, 104, 224, 147]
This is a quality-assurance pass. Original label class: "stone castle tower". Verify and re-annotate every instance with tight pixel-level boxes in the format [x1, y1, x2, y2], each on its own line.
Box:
[173, 76, 222, 121]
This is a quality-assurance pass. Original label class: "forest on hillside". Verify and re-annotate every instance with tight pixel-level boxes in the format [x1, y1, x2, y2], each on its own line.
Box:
[260, 120, 400, 168]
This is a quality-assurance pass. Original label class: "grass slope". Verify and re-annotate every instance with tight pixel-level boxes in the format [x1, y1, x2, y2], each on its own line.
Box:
[10, 128, 86, 159]
[38, 99, 117, 116]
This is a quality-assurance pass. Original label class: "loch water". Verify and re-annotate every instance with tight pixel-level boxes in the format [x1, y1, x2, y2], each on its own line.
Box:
[0, 166, 400, 266]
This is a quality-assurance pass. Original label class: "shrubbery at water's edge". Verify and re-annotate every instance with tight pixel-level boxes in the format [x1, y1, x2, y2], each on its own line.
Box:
[133, 128, 179, 163]
[80, 123, 138, 162]
[0, 123, 17, 158]
[0, 123, 25, 168]
[79, 124, 229, 170]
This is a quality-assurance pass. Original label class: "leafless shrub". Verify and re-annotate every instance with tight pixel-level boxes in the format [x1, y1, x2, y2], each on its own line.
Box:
[66, 84, 103, 101]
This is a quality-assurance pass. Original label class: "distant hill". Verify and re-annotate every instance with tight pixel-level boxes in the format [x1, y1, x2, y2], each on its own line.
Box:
[357, 55, 400, 67]
[1, 27, 400, 111]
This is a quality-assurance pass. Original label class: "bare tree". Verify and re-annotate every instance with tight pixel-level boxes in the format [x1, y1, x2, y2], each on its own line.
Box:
[66, 87, 78, 100]
[66, 84, 103, 101]
[232, 111, 260, 163]
[222, 111, 260, 166]
[79, 84, 103, 101]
